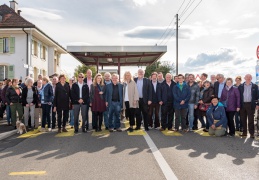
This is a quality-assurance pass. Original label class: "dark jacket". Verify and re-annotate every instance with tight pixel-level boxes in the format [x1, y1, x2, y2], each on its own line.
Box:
[71, 82, 89, 105]
[105, 83, 123, 108]
[238, 82, 258, 109]
[150, 81, 160, 104]
[90, 84, 106, 103]
[5, 86, 22, 105]
[188, 82, 200, 105]
[53, 82, 70, 110]
[1, 85, 9, 103]
[134, 77, 152, 104]
[173, 82, 191, 109]
[214, 81, 226, 98]
[40, 83, 53, 104]
[206, 102, 228, 128]
[220, 86, 240, 112]
[21, 86, 38, 106]
[200, 87, 214, 103]
[158, 80, 176, 104]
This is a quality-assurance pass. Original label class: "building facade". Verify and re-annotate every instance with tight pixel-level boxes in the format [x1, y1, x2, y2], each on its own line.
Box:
[0, 1, 66, 81]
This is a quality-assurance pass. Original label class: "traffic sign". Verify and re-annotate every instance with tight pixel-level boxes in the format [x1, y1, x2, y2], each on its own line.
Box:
[257, 46, 259, 59]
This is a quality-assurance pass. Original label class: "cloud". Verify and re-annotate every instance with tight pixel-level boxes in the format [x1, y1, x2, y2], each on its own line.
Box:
[229, 28, 259, 39]
[132, 0, 158, 6]
[242, 12, 256, 18]
[20, 8, 63, 20]
[66, 42, 92, 46]
[181, 48, 255, 80]
[218, 20, 229, 25]
[121, 25, 209, 40]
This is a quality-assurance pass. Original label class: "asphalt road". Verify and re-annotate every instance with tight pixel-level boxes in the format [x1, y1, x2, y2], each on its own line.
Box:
[0, 123, 258, 180]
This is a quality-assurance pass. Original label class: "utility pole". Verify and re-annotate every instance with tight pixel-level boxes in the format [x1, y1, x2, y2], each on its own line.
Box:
[176, 14, 179, 75]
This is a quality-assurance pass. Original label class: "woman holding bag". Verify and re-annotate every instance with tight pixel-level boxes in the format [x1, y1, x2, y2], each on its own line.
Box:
[220, 78, 240, 137]
[198, 81, 214, 131]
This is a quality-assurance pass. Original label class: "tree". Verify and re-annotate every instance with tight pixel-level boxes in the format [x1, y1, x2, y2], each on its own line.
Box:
[145, 61, 175, 78]
[74, 65, 97, 78]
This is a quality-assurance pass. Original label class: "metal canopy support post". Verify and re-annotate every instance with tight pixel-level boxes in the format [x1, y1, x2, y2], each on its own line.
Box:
[176, 14, 179, 75]
[96, 57, 99, 73]
[118, 58, 121, 82]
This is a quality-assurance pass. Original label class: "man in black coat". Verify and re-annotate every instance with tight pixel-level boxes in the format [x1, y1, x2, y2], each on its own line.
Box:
[214, 74, 225, 99]
[158, 73, 176, 131]
[134, 69, 152, 131]
[238, 74, 259, 138]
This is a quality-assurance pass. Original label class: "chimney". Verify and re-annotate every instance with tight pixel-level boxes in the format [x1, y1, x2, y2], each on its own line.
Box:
[10, 0, 18, 13]
[18, 10, 22, 15]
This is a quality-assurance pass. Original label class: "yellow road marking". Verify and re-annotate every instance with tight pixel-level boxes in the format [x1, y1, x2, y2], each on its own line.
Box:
[18, 128, 43, 138]
[9, 171, 46, 175]
[194, 129, 210, 137]
[161, 130, 183, 136]
[92, 130, 110, 137]
[55, 128, 74, 137]
[127, 130, 146, 136]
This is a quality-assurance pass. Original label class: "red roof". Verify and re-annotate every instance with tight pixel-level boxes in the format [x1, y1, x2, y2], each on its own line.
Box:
[0, 4, 35, 28]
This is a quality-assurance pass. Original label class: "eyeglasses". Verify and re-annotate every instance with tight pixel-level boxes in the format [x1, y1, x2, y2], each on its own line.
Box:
[78, 77, 84, 78]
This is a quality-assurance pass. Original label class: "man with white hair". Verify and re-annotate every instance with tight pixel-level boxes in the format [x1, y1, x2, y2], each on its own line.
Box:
[134, 69, 152, 131]
[214, 74, 225, 99]
[238, 74, 259, 138]
[103, 72, 112, 129]
[51, 76, 59, 130]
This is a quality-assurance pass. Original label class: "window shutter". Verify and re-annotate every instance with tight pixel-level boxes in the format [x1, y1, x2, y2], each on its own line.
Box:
[40, 44, 42, 58]
[37, 42, 40, 57]
[8, 65, 15, 79]
[9, 37, 15, 54]
[0, 38, 3, 53]
[31, 40, 34, 55]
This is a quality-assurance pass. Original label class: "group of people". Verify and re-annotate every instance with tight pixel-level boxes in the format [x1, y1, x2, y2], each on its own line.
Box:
[0, 69, 258, 138]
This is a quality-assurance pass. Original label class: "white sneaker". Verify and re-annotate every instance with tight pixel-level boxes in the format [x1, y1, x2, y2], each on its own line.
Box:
[48, 128, 52, 132]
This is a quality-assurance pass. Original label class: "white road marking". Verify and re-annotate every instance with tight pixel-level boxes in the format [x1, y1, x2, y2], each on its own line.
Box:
[143, 133, 178, 180]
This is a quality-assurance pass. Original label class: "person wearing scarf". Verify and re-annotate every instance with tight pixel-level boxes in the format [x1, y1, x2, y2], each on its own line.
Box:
[90, 73, 106, 132]
[5, 79, 23, 128]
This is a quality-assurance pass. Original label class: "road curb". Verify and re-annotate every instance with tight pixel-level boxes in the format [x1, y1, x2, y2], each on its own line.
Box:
[0, 130, 17, 141]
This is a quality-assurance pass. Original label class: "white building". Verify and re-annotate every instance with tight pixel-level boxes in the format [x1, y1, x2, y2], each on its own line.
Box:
[0, 1, 66, 81]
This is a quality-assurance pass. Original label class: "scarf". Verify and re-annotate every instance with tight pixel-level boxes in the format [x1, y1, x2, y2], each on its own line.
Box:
[200, 87, 208, 99]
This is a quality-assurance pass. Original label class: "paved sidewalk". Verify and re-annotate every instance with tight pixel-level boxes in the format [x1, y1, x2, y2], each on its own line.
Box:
[0, 117, 16, 140]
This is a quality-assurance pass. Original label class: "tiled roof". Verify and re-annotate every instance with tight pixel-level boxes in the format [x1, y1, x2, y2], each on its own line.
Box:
[0, 4, 35, 28]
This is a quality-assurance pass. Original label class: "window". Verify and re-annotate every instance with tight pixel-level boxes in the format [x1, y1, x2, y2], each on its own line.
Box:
[0, 37, 15, 54]
[32, 40, 38, 56]
[41, 45, 46, 60]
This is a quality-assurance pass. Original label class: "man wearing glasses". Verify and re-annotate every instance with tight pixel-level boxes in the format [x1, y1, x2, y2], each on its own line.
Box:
[71, 73, 89, 133]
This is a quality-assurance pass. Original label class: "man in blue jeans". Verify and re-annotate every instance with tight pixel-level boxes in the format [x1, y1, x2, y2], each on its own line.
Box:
[187, 74, 200, 131]
[105, 74, 123, 132]
[103, 72, 112, 130]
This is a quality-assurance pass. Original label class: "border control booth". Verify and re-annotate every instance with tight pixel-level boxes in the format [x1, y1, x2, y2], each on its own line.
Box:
[67, 46, 167, 79]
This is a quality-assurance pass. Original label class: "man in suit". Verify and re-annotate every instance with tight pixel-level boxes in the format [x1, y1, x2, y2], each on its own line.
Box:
[238, 74, 259, 138]
[158, 73, 176, 131]
[134, 69, 152, 131]
[214, 74, 225, 99]
[103, 72, 112, 130]
[148, 72, 160, 129]
[105, 74, 123, 132]
[83, 69, 93, 130]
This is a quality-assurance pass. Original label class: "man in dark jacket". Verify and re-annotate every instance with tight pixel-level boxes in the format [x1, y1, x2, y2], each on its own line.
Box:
[105, 74, 123, 132]
[214, 74, 225, 99]
[173, 74, 191, 132]
[71, 73, 89, 133]
[148, 72, 161, 129]
[187, 74, 200, 131]
[134, 69, 152, 131]
[238, 74, 259, 138]
[158, 73, 176, 131]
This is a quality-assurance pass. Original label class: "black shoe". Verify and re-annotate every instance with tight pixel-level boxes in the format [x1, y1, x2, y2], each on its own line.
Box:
[228, 133, 235, 137]
[127, 127, 133, 132]
[74, 130, 78, 133]
[203, 129, 208, 132]
[98, 128, 102, 132]
[192, 127, 198, 130]
[145, 128, 149, 131]
[105, 127, 109, 130]
[92, 126, 96, 130]
[14, 126, 17, 129]
[8, 122, 11, 126]
[134, 127, 140, 130]
[82, 128, 86, 133]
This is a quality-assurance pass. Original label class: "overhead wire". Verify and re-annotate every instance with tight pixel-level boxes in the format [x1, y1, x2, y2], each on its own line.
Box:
[179, 0, 197, 19]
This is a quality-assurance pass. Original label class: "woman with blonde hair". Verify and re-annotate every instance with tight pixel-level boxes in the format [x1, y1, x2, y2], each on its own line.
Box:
[90, 73, 106, 132]
[22, 78, 38, 130]
[123, 71, 139, 132]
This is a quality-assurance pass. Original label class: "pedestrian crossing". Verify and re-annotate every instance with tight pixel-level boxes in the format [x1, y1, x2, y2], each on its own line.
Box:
[16, 122, 259, 139]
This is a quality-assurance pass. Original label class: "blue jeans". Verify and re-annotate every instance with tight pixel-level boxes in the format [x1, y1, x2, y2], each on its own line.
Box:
[6, 105, 11, 123]
[108, 102, 121, 129]
[234, 111, 242, 130]
[188, 104, 195, 129]
[69, 109, 74, 126]
[42, 104, 51, 128]
[103, 107, 109, 128]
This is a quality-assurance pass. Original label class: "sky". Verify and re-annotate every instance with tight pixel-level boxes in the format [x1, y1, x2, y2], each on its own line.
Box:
[6, 0, 259, 81]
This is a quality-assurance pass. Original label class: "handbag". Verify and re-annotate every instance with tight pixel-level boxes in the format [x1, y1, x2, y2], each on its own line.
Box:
[199, 103, 211, 112]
